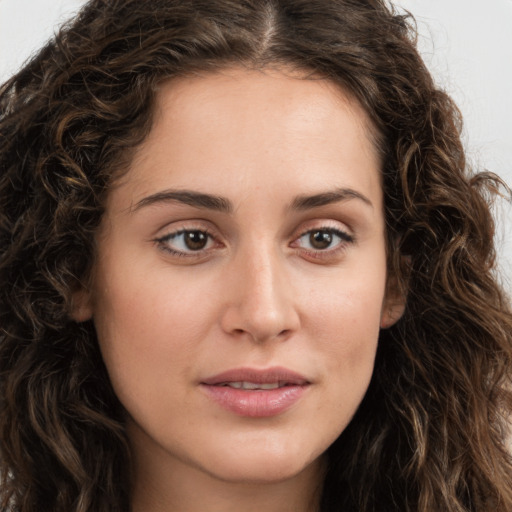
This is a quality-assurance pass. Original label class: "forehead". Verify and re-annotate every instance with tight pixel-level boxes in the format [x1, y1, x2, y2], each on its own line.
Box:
[150, 67, 379, 152]
[113, 67, 383, 213]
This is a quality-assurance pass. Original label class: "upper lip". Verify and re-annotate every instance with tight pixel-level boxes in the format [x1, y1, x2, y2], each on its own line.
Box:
[201, 366, 310, 386]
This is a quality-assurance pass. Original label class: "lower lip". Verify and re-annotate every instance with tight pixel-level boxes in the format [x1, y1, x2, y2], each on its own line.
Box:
[201, 384, 308, 417]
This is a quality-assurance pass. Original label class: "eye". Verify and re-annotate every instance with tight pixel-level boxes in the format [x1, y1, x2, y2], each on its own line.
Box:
[155, 229, 215, 255]
[293, 227, 353, 254]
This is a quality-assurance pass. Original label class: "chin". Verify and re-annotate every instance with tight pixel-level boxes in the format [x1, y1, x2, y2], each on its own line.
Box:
[201, 444, 325, 485]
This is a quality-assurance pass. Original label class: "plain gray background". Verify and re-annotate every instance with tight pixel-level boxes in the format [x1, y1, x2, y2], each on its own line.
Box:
[1, 0, 511, 294]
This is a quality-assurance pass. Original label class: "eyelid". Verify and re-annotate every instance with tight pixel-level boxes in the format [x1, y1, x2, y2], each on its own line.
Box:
[292, 227, 353, 248]
[152, 221, 223, 258]
[290, 220, 355, 261]
[152, 218, 219, 238]
[291, 218, 355, 242]
[151, 218, 354, 261]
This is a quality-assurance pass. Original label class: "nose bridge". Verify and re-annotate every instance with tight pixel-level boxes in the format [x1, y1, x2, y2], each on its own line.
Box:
[220, 237, 299, 342]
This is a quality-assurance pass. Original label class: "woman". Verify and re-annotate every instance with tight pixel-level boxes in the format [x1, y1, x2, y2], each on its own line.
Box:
[0, 1, 511, 511]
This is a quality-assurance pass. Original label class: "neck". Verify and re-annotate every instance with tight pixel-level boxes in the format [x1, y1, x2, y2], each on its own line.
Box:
[131, 467, 324, 512]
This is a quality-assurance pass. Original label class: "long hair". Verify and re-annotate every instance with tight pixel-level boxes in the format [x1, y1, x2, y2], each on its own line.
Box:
[1, 1, 511, 510]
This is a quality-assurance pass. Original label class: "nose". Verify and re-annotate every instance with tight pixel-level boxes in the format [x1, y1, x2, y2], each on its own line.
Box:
[219, 248, 300, 343]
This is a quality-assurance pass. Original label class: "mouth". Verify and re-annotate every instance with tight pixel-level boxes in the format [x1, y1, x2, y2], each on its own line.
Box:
[215, 381, 301, 390]
[201, 366, 310, 388]
[200, 367, 310, 417]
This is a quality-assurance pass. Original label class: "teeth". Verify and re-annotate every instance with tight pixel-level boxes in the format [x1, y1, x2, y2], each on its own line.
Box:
[221, 381, 282, 390]
[244, 381, 280, 390]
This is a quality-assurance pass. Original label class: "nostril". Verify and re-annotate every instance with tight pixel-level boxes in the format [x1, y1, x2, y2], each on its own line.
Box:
[219, 285, 300, 342]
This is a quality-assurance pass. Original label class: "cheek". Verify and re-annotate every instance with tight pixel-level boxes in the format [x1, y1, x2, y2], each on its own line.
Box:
[302, 269, 385, 416]
[304, 265, 386, 346]
[95, 259, 215, 340]
[314, 294, 380, 382]
[91, 266, 217, 403]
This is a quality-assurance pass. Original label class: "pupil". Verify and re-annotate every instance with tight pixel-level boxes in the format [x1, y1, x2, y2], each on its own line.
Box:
[185, 231, 208, 250]
[310, 230, 332, 249]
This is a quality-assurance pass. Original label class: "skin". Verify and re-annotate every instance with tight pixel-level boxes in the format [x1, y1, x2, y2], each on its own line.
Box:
[75, 67, 405, 512]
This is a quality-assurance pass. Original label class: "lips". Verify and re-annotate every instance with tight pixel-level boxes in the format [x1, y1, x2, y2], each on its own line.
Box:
[201, 366, 309, 386]
[200, 367, 310, 417]
[216, 381, 288, 390]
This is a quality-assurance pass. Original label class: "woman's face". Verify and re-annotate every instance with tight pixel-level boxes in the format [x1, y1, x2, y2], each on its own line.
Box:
[78, 68, 403, 487]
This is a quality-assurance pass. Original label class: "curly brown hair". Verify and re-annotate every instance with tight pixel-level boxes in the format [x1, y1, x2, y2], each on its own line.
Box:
[1, 0, 511, 511]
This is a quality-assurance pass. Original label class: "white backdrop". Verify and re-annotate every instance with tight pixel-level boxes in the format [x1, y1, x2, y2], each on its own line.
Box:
[1, 0, 511, 293]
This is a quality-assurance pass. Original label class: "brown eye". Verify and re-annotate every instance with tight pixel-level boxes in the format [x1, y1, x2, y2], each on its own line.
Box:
[184, 230, 209, 251]
[156, 229, 214, 255]
[309, 230, 333, 249]
[294, 227, 353, 254]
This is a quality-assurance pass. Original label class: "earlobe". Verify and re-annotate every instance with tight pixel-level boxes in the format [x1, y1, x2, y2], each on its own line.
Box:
[380, 300, 405, 329]
[70, 288, 93, 322]
[380, 275, 407, 329]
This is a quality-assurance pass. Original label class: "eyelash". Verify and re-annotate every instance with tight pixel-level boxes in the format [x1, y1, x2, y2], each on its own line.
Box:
[292, 227, 354, 261]
[154, 225, 354, 261]
[154, 228, 219, 258]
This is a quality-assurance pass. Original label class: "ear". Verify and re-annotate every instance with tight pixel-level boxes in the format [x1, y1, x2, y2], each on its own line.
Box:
[380, 274, 406, 329]
[70, 287, 93, 322]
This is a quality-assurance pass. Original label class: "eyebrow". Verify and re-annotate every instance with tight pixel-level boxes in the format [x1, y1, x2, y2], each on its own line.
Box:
[291, 188, 373, 210]
[131, 187, 372, 214]
[132, 189, 233, 213]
